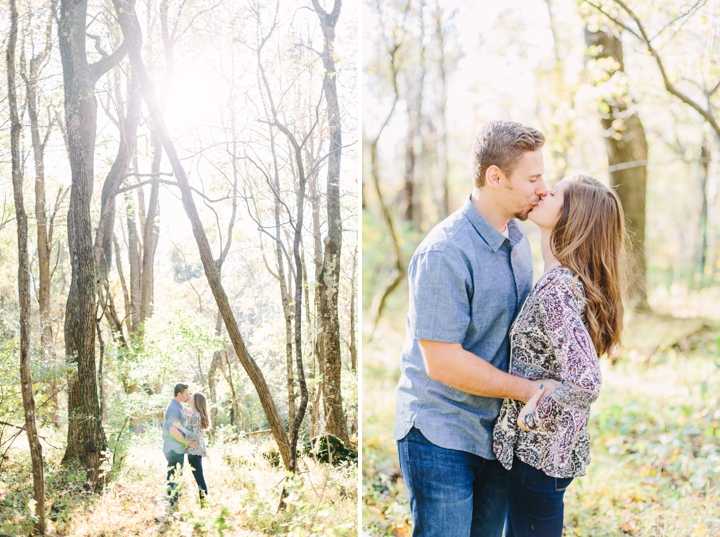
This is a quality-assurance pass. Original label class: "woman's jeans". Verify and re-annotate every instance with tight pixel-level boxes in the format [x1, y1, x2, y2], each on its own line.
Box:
[506, 456, 574, 537]
[187, 454, 208, 499]
[397, 427, 508, 537]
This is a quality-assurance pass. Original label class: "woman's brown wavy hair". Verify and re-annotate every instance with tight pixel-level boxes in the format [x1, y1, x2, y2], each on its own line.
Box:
[193, 392, 211, 430]
[551, 175, 627, 357]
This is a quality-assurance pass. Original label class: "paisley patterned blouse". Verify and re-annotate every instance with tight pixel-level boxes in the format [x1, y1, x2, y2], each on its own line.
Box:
[185, 411, 208, 457]
[492, 266, 601, 478]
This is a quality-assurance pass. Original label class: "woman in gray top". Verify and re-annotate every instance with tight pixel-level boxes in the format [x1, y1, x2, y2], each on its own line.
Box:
[173, 392, 210, 503]
[493, 175, 627, 537]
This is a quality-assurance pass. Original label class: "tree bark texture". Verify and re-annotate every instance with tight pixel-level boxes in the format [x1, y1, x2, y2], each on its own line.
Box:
[270, 131, 296, 431]
[22, 4, 55, 357]
[312, 0, 349, 446]
[207, 312, 222, 432]
[349, 246, 357, 373]
[584, 25, 649, 310]
[8, 1, 46, 531]
[113, 0, 292, 469]
[22, 2, 61, 429]
[126, 191, 142, 333]
[139, 136, 161, 325]
[59, 0, 120, 483]
[94, 77, 142, 284]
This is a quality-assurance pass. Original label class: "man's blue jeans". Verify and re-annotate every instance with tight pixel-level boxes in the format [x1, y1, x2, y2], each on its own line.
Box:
[506, 456, 573, 537]
[165, 450, 185, 506]
[397, 427, 508, 537]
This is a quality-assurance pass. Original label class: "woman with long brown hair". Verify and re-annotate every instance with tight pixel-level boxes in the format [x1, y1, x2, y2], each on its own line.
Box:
[493, 174, 626, 536]
[173, 392, 211, 504]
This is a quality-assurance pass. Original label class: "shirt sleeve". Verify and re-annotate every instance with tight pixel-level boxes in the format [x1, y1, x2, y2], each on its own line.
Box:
[165, 404, 182, 429]
[408, 250, 472, 344]
[521, 277, 601, 433]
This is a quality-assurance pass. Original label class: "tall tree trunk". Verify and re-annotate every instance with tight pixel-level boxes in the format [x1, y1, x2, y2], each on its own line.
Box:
[220, 351, 242, 430]
[699, 137, 710, 280]
[22, 1, 58, 429]
[207, 311, 222, 432]
[113, 0, 292, 469]
[58, 0, 125, 484]
[403, 0, 425, 227]
[313, 0, 349, 446]
[349, 246, 357, 373]
[434, 0, 450, 220]
[23, 5, 54, 356]
[94, 77, 142, 283]
[126, 191, 142, 333]
[252, 7, 311, 473]
[207, 112, 240, 433]
[584, 25, 649, 310]
[8, 1, 46, 530]
[307, 152, 323, 440]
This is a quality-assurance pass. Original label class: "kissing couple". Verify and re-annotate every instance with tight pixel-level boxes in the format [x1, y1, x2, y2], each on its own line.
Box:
[162, 383, 211, 510]
[395, 121, 626, 536]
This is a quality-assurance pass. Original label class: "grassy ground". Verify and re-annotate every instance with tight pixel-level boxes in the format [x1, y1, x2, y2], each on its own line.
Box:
[0, 429, 357, 536]
[362, 301, 720, 536]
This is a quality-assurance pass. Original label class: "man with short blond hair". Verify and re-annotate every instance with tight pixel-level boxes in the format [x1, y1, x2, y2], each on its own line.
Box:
[395, 121, 558, 536]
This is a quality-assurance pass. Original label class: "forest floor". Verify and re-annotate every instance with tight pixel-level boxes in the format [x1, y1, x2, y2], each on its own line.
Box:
[0, 429, 357, 536]
[363, 289, 720, 536]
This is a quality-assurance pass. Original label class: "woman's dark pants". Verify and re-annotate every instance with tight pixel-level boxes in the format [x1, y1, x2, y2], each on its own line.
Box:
[187, 454, 208, 499]
[506, 456, 574, 537]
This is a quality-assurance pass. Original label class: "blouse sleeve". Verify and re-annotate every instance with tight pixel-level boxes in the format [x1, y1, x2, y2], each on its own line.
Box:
[521, 277, 601, 433]
[184, 413, 201, 446]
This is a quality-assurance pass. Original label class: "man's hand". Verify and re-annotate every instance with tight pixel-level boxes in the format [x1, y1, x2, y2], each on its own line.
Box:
[517, 381, 558, 430]
[189, 441, 199, 449]
[520, 378, 559, 403]
[518, 385, 543, 431]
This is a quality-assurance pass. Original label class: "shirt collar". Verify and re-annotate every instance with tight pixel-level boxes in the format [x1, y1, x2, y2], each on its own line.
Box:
[461, 195, 525, 252]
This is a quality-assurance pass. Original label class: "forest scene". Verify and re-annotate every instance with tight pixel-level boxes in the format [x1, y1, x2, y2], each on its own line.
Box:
[363, 0, 720, 535]
[0, 0, 358, 535]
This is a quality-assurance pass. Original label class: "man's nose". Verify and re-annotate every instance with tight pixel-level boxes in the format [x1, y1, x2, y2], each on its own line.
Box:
[536, 180, 548, 197]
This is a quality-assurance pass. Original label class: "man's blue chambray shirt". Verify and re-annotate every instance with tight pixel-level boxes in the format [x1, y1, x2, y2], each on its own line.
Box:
[394, 196, 534, 459]
[163, 398, 187, 455]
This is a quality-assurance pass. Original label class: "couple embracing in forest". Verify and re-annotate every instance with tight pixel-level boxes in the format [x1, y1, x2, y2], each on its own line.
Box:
[161, 383, 211, 513]
[395, 121, 627, 536]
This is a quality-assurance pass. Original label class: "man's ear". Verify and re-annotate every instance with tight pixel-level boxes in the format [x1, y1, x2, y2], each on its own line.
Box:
[485, 165, 503, 189]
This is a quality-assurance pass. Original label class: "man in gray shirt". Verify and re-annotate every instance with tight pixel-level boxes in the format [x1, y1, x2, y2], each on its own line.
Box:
[395, 121, 559, 536]
[163, 383, 197, 507]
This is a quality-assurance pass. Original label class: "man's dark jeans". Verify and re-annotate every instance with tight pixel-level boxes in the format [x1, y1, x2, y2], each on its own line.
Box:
[506, 456, 574, 537]
[165, 450, 185, 506]
[397, 427, 508, 537]
[187, 454, 208, 500]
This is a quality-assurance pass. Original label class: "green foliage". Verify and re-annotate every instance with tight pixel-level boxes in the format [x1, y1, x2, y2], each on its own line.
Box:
[305, 434, 358, 465]
[0, 442, 87, 536]
[0, 338, 72, 429]
[0, 338, 21, 425]
[213, 507, 233, 536]
[363, 319, 720, 536]
[109, 309, 227, 397]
